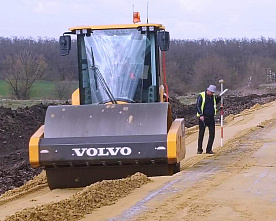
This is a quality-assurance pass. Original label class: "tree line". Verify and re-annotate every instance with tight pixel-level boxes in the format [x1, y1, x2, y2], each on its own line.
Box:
[0, 37, 78, 99]
[0, 36, 276, 98]
[166, 38, 276, 94]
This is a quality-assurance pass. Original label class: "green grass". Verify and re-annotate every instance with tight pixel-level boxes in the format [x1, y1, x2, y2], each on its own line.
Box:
[0, 80, 78, 99]
[0, 80, 10, 97]
[30, 81, 56, 99]
[177, 94, 198, 105]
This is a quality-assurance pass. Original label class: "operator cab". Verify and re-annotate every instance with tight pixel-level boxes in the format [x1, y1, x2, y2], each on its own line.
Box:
[60, 24, 170, 105]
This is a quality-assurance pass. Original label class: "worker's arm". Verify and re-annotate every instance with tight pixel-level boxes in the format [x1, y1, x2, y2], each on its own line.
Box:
[196, 94, 203, 116]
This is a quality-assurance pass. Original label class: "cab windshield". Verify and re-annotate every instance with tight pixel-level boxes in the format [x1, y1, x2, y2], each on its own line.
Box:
[84, 28, 150, 103]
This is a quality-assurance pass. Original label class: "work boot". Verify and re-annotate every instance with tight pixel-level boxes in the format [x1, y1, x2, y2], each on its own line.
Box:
[206, 150, 214, 154]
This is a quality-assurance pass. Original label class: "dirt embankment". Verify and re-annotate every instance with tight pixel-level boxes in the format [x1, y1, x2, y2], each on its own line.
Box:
[0, 104, 46, 194]
[0, 93, 276, 195]
[4, 173, 150, 221]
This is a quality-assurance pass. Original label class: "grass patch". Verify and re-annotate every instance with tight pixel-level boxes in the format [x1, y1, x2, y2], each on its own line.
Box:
[0, 80, 78, 100]
[0, 80, 11, 97]
[177, 93, 198, 105]
[30, 81, 56, 99]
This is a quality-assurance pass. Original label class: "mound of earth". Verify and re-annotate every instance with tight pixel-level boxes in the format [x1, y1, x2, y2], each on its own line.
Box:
[4, 173, 150, 221]
[0, 104, 47, 194]
[0, 93, 276, 195]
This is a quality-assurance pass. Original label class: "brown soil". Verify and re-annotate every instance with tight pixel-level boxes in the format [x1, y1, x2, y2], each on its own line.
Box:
[0, 93, 276, 196]
[0, 104, 48, 194]
[4, 173, 150, 221]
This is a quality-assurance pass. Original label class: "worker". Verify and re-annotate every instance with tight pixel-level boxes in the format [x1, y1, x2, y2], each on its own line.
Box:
[196, 85, 221, 154]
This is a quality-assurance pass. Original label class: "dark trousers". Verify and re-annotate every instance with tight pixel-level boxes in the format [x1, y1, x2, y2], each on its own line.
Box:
[198, 116, 215, 152]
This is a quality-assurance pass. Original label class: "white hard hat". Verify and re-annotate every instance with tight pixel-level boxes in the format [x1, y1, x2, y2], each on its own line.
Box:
[207, 85, 216, 93]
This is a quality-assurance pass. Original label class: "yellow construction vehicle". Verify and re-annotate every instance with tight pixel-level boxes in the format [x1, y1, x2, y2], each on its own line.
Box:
[29, 22, 185, 189]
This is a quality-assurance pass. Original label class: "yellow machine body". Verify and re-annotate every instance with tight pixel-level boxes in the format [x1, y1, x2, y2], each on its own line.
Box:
[29, 23, 185, 189]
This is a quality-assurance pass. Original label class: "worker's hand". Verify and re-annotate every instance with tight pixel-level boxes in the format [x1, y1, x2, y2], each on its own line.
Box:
[200, 116, 204, 121]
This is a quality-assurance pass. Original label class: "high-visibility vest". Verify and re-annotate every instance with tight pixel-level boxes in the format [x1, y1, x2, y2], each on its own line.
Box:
[197, 92, 217, 117]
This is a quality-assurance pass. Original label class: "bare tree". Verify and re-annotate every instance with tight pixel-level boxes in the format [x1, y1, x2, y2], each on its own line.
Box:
[54, 81, 75, 100]
[246, 56, 267, 87]
[193, 54, 233, 90]
[166, 60, 184, 94]
[1, 50, 47, 99]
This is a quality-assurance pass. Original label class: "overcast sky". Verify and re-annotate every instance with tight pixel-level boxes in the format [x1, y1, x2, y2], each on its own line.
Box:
[1, 0, 276, 40]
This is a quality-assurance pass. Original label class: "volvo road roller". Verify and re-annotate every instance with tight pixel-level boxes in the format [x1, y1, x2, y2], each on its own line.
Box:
[29, 21, 186, 189]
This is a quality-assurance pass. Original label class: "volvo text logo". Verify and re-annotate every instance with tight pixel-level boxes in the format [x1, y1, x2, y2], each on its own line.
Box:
[72, 147, 132, 157]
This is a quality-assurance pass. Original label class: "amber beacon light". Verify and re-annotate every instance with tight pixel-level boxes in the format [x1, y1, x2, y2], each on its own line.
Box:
[133, 12, 141, 23]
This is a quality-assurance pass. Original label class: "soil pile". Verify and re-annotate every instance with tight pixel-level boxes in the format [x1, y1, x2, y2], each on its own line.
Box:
[4, 173, 150, 221]
[0, 104, 47, 194]
[169, 96, 197, 127]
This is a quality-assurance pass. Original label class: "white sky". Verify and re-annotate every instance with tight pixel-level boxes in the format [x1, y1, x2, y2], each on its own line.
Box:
[1, 0, 276, 40]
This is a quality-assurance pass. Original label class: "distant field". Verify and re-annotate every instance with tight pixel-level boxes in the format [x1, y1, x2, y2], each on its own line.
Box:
[0, 80, 78, 99]
[177, 94, 198, 105]
[30, 81, 56, 99]
[0, 80, 10, 97]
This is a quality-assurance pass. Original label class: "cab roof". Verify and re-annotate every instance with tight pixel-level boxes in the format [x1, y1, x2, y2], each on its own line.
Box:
[70, 23, 165, 32]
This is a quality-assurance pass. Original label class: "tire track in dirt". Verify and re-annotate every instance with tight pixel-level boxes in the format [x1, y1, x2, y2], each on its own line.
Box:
[110, 119, 276, 221]
[109, 165, 220, 221]
[0, 171, 47, 206]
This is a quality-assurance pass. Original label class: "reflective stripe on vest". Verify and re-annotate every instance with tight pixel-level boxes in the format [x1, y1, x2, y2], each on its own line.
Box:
[197, 92, 217, 117]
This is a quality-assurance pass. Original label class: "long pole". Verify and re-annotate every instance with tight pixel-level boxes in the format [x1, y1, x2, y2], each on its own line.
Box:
[219, 79, 224, 147]
[147, 0, 149, 23]
[132, 5, 134, 23]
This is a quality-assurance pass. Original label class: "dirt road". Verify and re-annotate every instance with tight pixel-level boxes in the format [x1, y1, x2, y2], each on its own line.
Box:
[0, 101, 276, 220]
[83, 102, 276, 221]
